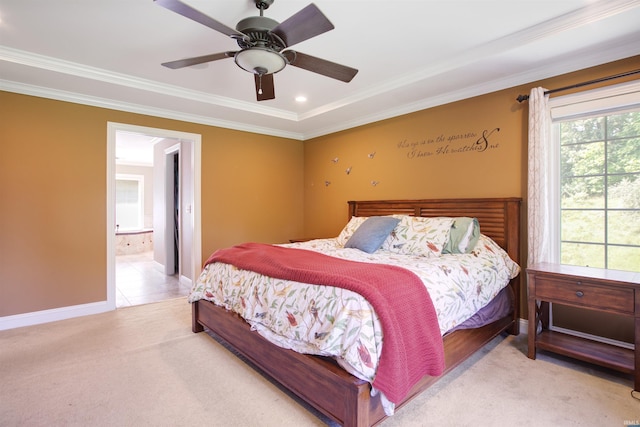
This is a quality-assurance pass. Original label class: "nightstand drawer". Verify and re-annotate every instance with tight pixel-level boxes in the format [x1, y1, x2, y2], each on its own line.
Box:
[535, 277, 634, 314]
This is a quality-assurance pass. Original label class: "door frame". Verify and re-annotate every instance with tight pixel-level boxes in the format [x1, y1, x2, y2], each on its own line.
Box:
[106, 122, 201, 309]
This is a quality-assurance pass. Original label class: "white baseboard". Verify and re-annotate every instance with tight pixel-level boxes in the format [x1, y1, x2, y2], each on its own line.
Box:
[180, 275, 192, 287]
[519, 318, 528, 334]
[0, 301, 114, 331]
[549, 324, 634, 349]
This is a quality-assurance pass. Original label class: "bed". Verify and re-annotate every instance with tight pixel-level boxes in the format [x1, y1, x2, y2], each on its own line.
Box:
[190, 197, 521, 426]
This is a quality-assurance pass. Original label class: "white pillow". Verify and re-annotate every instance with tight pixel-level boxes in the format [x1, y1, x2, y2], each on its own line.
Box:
[336, 216, 368, 246]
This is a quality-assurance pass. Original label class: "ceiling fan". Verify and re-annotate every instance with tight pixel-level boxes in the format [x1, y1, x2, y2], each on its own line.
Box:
[155, 0, 358, 101]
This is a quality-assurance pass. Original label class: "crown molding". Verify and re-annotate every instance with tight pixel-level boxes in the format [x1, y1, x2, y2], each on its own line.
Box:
[302, 41, 640, 140]
[0, 79, 304, 140]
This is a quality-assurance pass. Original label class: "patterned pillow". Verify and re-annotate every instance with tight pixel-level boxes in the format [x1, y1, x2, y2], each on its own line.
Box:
[344, 216, 401, 253]
[336, 216, 368, 246]
[381, 215, 454, 257]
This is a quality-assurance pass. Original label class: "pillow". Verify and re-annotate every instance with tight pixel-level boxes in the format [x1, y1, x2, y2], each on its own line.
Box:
[442, 217, 480, 254]
[336, 216, 368, 246]
[381, 215, 454, 257]
[344, 217, 401, 253]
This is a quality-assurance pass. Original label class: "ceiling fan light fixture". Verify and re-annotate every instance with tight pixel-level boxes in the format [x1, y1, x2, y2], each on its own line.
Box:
[234, 47, 286, 75]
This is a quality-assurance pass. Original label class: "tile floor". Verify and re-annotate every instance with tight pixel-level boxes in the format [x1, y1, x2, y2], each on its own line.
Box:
[116, 251, 191, 307]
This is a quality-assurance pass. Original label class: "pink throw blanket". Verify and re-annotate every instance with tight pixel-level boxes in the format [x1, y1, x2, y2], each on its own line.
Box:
[204, 243, 445, 404]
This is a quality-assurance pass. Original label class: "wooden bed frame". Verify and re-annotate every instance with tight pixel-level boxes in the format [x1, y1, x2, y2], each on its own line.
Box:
[192, 198, 522, 426]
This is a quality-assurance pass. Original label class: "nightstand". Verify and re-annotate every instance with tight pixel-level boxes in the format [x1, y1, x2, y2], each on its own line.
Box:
[527, 262, 640, 391]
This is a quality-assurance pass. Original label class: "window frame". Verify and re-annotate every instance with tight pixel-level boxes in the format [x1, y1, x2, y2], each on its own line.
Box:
[548, 80, 640, 270]
[115, 173, 145, 232]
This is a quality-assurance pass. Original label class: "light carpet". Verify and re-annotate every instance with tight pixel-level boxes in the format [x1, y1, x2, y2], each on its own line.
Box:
[0, 298, 638, 426]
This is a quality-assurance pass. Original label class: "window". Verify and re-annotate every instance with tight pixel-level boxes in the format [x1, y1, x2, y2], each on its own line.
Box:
[550, 81, 640, 273]
[115, 174, 144, 231]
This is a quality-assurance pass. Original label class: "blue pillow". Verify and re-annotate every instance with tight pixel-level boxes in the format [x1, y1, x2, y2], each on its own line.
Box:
[344, 216, 400, 253]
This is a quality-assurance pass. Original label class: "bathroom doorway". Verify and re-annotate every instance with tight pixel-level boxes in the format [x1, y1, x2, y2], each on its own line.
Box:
[107, 123, 201, 309]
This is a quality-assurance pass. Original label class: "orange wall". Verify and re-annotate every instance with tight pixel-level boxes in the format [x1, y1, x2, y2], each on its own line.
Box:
[0, 94, 304, 316]
[302, 88, 526, 238]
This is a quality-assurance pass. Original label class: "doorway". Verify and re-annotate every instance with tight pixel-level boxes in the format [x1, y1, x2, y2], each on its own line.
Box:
[163, 145, 180, 277]
[106, 123, 202, 310]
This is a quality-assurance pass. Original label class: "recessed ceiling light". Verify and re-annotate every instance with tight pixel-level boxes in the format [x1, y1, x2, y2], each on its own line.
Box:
[295, 95, 307, 103]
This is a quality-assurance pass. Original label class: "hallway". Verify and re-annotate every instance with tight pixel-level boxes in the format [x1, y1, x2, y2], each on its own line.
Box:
[116, 251, 190, 307]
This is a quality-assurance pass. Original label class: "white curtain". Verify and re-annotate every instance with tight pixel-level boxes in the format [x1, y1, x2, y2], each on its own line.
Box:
[527, 87, 552, 267]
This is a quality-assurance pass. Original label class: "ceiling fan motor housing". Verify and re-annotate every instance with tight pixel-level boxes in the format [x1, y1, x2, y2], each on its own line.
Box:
[235, 16, 285, 51]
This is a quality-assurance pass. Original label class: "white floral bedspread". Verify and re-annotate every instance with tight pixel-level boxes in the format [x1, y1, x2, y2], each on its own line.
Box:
[189, 234, 519, 389]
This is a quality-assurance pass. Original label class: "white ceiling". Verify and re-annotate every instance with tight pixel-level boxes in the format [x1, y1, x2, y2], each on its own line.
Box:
[1, 0, 639, 142]
[115, 131, 162, 166]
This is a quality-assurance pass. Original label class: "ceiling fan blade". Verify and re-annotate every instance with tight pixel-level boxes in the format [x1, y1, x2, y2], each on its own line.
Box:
[155, 0, 246, 39]
[271, 4, 334, 48]
[254, 73, 275, 101]
[283, 51, 358, 82]
[161, 52, 235, 69]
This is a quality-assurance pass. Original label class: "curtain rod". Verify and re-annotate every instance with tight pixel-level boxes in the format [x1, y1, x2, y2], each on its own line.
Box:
[516, 68, 640, 103]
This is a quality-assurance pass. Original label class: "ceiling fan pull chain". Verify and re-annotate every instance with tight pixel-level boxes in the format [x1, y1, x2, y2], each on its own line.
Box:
[254, 66, 268, 95]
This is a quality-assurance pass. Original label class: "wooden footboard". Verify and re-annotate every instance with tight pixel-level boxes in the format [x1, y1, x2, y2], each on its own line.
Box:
[193, 298, 516, 426]
[193, 299, 381, 426]
[193, 197, 521, 426]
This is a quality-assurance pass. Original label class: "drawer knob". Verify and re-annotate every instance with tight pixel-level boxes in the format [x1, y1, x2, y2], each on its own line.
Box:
[576, 290, 584, 298]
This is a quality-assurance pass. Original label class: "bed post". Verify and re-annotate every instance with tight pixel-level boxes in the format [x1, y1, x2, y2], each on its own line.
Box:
[192, 301, 204, 333]
[348, 200, 356, 219]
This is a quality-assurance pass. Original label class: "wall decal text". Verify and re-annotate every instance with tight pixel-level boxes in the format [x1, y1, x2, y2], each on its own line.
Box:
[398, 128, 501, 159]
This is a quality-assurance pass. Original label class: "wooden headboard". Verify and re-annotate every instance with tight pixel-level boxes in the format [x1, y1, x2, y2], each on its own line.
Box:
[348, 197, 521, 262]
